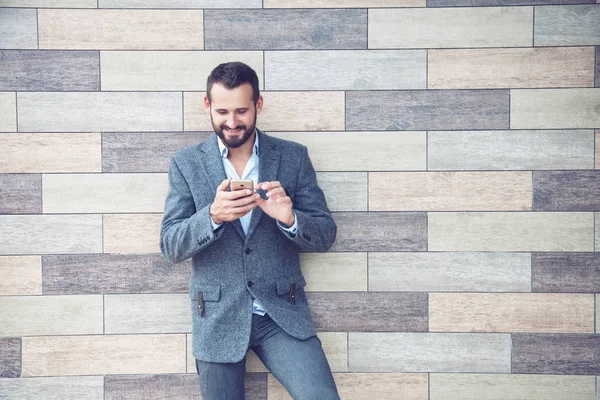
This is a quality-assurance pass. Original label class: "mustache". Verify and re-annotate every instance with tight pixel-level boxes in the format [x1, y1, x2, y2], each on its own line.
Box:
[220, 124, 246, 130]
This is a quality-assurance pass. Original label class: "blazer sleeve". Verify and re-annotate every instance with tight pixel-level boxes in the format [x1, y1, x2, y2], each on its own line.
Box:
[160, 156, 224, 263]
[284, 146, 337, 252]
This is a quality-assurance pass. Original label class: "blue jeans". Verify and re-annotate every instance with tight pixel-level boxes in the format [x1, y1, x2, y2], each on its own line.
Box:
[196, 313, 340, 400]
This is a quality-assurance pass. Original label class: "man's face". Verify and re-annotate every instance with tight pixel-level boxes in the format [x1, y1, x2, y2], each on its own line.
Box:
[204, 82, 263, 149]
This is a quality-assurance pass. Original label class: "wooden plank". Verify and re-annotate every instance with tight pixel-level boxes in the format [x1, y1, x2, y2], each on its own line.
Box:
[534, 171, 600, 211]
[534, 5, 600, 46]
[0, 174, 41, 213]
[532, 253, 600, 292]
[0, 9, 38, 49]
[0, 377, 104, 400]
[0, 256, 42, 295]
[103, 214, 163, 254]
[0, 337, 21, 378]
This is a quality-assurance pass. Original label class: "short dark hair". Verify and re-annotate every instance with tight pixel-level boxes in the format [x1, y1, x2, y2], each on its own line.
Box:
[206, 62, 260, 103]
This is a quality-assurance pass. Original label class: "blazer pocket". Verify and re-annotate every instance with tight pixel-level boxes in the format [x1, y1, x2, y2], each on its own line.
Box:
[276, 275, 307, 305]
[190, 283, 221, 317]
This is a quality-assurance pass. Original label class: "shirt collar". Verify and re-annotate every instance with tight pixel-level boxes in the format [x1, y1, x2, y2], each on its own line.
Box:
[217, 129, 259, 159]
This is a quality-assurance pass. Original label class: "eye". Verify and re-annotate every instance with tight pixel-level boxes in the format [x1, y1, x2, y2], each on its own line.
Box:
[216, 110, 227, 115]
[237, 109, 248, 115]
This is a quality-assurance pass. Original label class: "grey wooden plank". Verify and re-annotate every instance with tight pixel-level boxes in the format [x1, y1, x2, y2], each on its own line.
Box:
[42, 254, 190, 295]
[0, 337, 21, 378]
[596, 47, 599, 87]
[105, 373, 267, 400]
[308, 292, 427, 332]
[0, 174, 41, 214]
[346, 90, 509, 131]
[0, 50, 99, 91]
[265, 50, 426, 90]
[316, 172, 368, 212]
[535, 5, 600, 46]
[532, 253, 600, 293]
[102, 132, 210, 173]
[331, 212, 427, 252]
[512, 334, 600, 374]
[596, 213, 599, 252]
[0, 9, 38, 49]
[204, 9, 367, 50]
[100, 0, 262, 7]
[428, 130, 594, 170]
[0, 377, 103, 400]
[533, 171, 600, 211]
[428, 0, 593, 5]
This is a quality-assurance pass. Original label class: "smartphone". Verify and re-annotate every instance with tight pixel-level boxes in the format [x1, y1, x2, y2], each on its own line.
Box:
[230, 179, 254, 193]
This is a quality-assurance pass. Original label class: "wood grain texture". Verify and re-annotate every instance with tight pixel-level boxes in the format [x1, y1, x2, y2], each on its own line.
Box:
[0, 377, 104, 400]
[101, 51, 262, 91]
[0, 337, 21, 378]
[204, 9, 367, 50]
[42, 254, 190, 295]
[103, 214, 162, 254]
[265, 50, 426, 90]
[369, 7, 532, 48]
[533, 171, 600, 211]
[270, 132, 426, 171]
[0, 92, 17, 132]
[102, 132, 208, 173]
[268, 373, 428, 400]
[18, 92, 182, 132]
[0, 295, 103, 336]
[534, 5, 600, 46]
[317, 172, 367, 211]
[348, 333, 511, 373]
[21, 335, 186, 376]
[185, 92, 345, 131]
[1, 0, 97, 6]
[532, 253, 600, 292]
[596, 295, 598, 333]
[368, 252, 531, 292]
[0, 133, 102, 173]
[596, 213, 599, 251]
[429, 374, 596, 400]
[331, 212, 427, 251]
[510, 88, 600, 129]
[596, 47, 599, 87]
[512, 334, 600, 374]
[105, 294, 190, 334]
[308, 292, 428, 332]
[429, 47, 595, 89]
[0, 256, 42, 295]
[429, 293, 595, 333]
[429, 0, 593, 4]
[346, 90, 509, 131]
[428, 130, 595, 170]
[429, 212, 594, 252]
[369, 171, 532, 211]
[300, 253, 367, 291]
[105, 373, 267, 400]
[38, 9, 203, 50]
[0, 50, 100, 91]
[42, 173, 168, 213]
[596, 130, 599, 168]
[264, 0, 424, 6]
[0, 8, 37, 49]
[0, 174, 41, 213]
[100, 0, 262, 7]
[0, 215, 102, 255]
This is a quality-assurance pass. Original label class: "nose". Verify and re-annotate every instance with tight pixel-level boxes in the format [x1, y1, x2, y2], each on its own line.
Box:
[226, 114, 238, 129]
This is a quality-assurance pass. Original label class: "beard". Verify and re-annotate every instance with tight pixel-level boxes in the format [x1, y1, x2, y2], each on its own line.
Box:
[211, 112, 257, 149]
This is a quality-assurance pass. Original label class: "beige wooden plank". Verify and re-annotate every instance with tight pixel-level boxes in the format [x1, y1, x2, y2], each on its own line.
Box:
[100, 0, 262, 7]
[42, 173, 168, 213]
[430, 293, 595, 333]
[101, 51, 262, 91]
[0, 377, 104, 400]
[0, 295, 103, 336]
[0, 133, 101, 173]
[0, 92, 17, 132]
[105, 294, 189, 334]
[369, 7, 532, 49]
[0, 256, 42, 295]
[511, 88, 600, 129]
[429, 47, 595, 89]
[369, 171, 532, 211]
[300, 253, 367, 292]
[430, 374, 596, 400]
[317, 172, 367, 211]
[0, 214, 102, 255]
[270, 132, 426, 171]
[429, 212, 594, 252]
[38, 9, 203, 50]
[0, 0, 97, 6]
[368, 252, 531, 292]
[184, 92, 345, 132]
[264, 0, 424, 6]
[103, 214, 162, 254]
[22, 334, 186, 376]
[268, 373, 428, 400]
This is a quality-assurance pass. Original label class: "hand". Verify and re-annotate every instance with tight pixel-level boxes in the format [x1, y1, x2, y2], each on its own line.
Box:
[256, 181, 295, 227]
[209, 178, 260, 224]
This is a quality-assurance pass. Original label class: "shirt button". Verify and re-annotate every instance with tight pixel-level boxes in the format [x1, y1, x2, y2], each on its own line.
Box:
[247, 281, 253, 287]
[245, 248, 252, 255]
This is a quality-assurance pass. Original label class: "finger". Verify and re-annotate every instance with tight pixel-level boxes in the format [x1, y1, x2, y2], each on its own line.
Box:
[216, 178, 232, 192]
[257, 181, 281, 191]
[266, 187, 286, 198]
[275, 196, 292, 204]
[231, 193, 260, 206]
[227, 189, 256, 200]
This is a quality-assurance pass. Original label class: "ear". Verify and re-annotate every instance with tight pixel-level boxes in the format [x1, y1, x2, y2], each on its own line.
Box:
[203, 95, 211, 112]
[255, 95, 263, 115]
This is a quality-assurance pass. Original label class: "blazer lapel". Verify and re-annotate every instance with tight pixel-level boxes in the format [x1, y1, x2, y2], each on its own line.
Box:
[246, 130, 281, 240]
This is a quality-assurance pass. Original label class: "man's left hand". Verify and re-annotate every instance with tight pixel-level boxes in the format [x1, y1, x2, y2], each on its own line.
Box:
[256, 181, 295, 227]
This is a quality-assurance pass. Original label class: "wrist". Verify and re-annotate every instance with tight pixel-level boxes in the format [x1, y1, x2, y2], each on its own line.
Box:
[283, 213, 295, 228]
[209, 204, 222, 225]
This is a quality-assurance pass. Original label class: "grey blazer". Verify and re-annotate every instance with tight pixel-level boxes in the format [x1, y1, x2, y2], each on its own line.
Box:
[160, 130, 336, 363]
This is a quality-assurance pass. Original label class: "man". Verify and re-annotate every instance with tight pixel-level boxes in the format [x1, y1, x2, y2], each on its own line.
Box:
[160, 62, 340, 400]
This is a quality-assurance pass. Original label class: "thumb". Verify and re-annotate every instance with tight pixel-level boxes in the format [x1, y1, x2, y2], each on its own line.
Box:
[216, 178, 231, 191]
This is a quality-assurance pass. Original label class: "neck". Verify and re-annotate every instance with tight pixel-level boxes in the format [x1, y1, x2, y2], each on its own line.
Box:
[227, 130, 255, 161]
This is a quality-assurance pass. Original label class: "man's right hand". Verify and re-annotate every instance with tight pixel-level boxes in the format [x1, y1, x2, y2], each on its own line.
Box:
[209, 178, 260, 224]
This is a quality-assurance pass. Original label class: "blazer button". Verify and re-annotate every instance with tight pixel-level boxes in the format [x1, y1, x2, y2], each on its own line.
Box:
[247, 281, 253, 287]
[245, 248, 252, 255]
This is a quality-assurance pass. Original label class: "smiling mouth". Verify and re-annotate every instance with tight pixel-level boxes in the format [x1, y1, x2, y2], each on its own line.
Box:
[223, 127, 244, 133]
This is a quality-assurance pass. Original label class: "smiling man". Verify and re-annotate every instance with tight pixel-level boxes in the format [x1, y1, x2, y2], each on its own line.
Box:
[160, 62, 340, 400]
